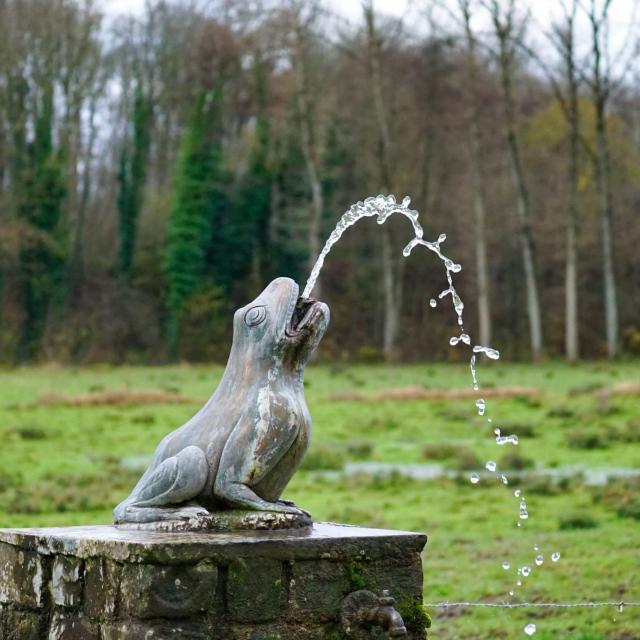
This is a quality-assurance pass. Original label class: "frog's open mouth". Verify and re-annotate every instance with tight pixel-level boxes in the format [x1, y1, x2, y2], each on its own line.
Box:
[287, 297, 322, 337]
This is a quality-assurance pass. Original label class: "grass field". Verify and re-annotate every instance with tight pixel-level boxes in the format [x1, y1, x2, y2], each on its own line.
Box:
[0, 362, 639, 639]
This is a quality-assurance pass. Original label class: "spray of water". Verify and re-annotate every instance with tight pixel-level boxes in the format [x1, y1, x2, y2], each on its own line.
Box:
[305, 194, 560, 634]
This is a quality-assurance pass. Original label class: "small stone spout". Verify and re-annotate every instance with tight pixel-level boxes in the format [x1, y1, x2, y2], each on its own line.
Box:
[341, 588, 408, 638]
[375, 590, 408, 637]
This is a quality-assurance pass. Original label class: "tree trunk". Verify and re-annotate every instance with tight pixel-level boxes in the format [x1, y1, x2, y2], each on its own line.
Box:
[565, 51, 580, 362]
[595, 110, 618, 358]
[364, 1, 403, 361]
[495, 16, 544, 360]
[461, 3, 492, 346]
[590, 0, 619, 359]
[292, 13, 324, 299]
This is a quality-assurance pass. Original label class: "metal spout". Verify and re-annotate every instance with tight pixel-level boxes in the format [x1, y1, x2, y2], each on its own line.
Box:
[374, 590, 407, 637]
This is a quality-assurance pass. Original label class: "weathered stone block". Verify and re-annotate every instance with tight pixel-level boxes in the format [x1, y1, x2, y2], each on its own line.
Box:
[120, 560, 217, 619]
[359, 554, 423, 597]
[48, 612, 99, 640]
[0, 523, 428, 639]
[289, 559, 350, 622]
[227, 557, 282, 623]
[51, 555, 83, 607]
[1, 610, 44, 640]
[100, 620, 210, 640]
[0, 543, 46, 609]
[84, 557, 121, 620]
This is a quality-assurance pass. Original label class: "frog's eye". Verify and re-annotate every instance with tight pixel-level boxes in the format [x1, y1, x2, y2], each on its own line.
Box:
[244, 305, 267, 328]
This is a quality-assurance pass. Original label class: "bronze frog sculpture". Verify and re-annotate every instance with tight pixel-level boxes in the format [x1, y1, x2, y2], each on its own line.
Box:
[114, 278, 329, 528]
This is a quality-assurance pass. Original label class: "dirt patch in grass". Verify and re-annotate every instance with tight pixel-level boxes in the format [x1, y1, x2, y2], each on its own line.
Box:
[327, 386, 542, 403]
[36, 389, 196, 407]
[597, 382, 640, 399]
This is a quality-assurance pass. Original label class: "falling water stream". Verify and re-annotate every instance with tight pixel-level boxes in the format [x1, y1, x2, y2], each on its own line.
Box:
[303, 194, 561, 636]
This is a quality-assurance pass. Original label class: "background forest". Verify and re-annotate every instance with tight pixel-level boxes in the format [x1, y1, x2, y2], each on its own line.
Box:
[1, 0, 639, 364]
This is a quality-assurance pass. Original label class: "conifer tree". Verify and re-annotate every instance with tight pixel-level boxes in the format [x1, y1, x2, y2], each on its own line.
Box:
[165, 89, 224, 357]
[16, 84, 66, 360]
[116, 82, 153, 282]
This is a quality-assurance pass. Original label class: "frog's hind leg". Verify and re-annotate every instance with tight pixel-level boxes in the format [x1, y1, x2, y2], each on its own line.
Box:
[114, 445, 208, 524]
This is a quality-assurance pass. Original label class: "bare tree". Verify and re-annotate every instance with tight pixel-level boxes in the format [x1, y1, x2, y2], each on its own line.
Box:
[363, 0, 404, 362]
[583, 0, 619, 358]
[487, 0, 544, 360]
[459, 0, 492, 347]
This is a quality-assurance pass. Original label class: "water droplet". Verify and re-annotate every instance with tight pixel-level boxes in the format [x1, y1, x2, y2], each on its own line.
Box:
[500, 474, 509, 485]
[402, 196, 411, 207]
[487, 417, 493, 423]
[494, 427, 501, 436]
[524, 623, 537, 636]
[521, 566, 531, 577]
[387, 194, 396, 204]
[485, 460, 496, 472]
[502, 561, 511, 570]
[450, 336, 460, 346]
[516, 579, 522, 586]
[534, 545, 539, 552]
[514, 489, 521, 498]
[551, 552, 561, 562]
[535, 555, 543, 566]
[473, 345, 500, 360]
[476, 399, 486, 415]
[438, 233, 446, 244]
[509, 590, 514, 596]
[618, 603, 624, 613]
[469, 473, 480, 484]
[460, 333, 471, 345]
[429, 298, 437, 308]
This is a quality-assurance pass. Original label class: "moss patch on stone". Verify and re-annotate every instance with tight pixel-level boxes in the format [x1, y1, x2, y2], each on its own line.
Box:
[346, 560, 366, 590]
[397, 595, 432, 631]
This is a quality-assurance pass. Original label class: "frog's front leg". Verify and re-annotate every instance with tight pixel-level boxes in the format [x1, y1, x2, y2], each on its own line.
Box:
[213, 404, 303, 515]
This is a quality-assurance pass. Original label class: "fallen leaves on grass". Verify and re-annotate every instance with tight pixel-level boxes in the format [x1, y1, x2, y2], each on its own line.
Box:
[36, 389, 195, 407]
[597, 382, 640, 399]
[327, 386, 542, 403]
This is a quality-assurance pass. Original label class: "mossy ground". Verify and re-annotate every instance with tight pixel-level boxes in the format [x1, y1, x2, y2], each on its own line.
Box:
[0, 362, 638, 639]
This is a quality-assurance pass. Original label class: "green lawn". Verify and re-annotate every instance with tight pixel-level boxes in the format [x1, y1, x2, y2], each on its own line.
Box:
[0, 362, 639, 639]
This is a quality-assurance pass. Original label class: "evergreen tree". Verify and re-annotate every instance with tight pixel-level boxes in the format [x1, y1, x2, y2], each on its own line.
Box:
[165, 89, 224, 357]
[116, 82, 153, 281]
[16, 84, 67, 360]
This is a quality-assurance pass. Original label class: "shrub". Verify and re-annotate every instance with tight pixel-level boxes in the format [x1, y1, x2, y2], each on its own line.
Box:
[422, 443, 480, 471]
[566, 429, 609, 450]
[11, 425, 48, 440]
[453, 448, 482, 471]
[500, 451, 534, 470]
[496, 421, 537, 438]
[558, 510, 598, 530]
[546, 406, 575, 419]
[301, 446, 345, 471]
[345, 440, 374, 459]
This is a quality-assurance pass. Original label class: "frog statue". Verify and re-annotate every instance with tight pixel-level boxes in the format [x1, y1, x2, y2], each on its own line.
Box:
[113, 278, 329, 531]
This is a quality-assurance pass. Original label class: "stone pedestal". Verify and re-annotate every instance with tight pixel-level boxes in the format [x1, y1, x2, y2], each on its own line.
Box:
[0, 523, 427, 640]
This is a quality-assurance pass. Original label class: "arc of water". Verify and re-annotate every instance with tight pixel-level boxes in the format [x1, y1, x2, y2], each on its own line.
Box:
[304, 194, 551, 612]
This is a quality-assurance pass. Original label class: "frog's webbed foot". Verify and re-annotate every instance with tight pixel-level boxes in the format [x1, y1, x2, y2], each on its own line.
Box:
[276, 500, 311, 518]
